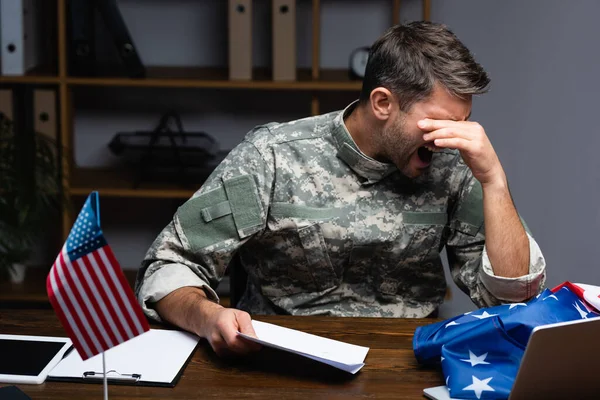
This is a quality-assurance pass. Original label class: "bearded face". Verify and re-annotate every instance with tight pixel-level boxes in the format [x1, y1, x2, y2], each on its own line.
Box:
[377, 112, 439, 178]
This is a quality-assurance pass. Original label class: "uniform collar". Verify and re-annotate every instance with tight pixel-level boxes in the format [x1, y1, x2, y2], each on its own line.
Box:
[331, 101, 398, 183]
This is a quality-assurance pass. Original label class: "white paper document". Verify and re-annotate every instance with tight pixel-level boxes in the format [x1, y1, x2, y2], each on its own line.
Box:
[237, 320, 369, 374]
[48, 329, 199, 386]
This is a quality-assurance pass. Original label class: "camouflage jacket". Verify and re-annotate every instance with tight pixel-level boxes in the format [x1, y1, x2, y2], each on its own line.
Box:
[135, 102, 546, 320]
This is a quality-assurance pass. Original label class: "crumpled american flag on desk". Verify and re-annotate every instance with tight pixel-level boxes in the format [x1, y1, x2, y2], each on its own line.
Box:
[413, 282, 600, 399]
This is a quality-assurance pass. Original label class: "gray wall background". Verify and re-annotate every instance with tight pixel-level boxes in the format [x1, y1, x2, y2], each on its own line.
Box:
[68, 0, 600, 317]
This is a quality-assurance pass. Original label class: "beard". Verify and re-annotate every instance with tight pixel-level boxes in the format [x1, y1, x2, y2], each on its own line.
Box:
[376, 114, 418, 178]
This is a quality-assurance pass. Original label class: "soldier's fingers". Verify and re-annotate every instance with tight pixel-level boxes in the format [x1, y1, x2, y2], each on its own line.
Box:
[209, 332, 230, 357]
[423, 127, 474, 142]
[235, 311, 262, 352]
[217, 314, 261, 355]
[433, 138, 473, 152]
[236, 311, 257, 337]
[418, 119, 463, 131]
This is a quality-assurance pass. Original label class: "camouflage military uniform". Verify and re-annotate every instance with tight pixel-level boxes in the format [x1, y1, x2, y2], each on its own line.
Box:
[135, 101, 546, 321]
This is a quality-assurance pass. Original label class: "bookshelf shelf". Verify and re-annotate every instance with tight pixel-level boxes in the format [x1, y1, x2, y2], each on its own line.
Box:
[69, 168, 199, 199]
[66, 67, 362, 91]
[0, 76, 60, 84]
[0, 0, 431, 303]
[0, 67, 60, 84]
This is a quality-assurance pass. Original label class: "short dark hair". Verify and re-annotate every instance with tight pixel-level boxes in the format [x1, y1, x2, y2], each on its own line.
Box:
[359, 21, 490, 111]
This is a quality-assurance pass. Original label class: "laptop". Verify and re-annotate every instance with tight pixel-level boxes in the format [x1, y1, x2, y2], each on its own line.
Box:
[423, 316, 600, 400]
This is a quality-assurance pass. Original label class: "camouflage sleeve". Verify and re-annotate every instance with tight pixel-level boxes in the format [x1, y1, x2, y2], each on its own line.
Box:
[134, 128, 274, 321]
[445, 164, 547, 308]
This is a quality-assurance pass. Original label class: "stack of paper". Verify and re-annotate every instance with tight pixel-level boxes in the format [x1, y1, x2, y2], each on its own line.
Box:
[237, 320, 369, 374]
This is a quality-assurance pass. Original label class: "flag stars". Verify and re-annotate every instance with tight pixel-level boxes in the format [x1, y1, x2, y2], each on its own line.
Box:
[508, 303, 527, 309]
[445, 321, 460, 328]
[573, 302, 589, 319]
[544, 295, 558, 301]
[463, 376, 495, 399]
[460, 350, 490, 367]
[471, 311, 497, 320]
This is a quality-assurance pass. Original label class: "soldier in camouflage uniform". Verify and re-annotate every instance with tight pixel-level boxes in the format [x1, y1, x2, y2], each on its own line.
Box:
[135, 21, 546, 356]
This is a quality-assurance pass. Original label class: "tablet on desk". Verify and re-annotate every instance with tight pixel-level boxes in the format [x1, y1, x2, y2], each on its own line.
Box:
[0, 334, 72, 384]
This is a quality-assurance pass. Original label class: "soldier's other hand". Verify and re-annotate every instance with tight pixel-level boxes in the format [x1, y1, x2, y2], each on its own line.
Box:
[200, 306, 262, 357]
[418, 119, 506, 188]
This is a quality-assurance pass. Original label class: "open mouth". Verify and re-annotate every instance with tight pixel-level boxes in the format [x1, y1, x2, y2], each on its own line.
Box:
[417, 142, 441, 164]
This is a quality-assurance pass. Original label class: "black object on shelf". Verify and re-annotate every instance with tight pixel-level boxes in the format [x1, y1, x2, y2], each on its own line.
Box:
[67, 0, 145, 78]
[108, 110, 228, 188]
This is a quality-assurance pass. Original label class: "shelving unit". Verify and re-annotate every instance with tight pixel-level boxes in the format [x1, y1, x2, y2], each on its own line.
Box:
[1, 0, 431, 265]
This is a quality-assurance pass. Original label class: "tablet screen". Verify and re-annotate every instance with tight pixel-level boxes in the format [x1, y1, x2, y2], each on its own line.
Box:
[0, 339, 69, 376]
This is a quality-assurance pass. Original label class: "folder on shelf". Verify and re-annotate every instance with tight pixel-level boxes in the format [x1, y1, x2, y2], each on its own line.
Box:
[95, 0, 145, 78]
[228, 0, 253, 80]
[0, 0, 42, 75]
[47, 329, 200, 387]
[67, 0, 96, 76]
[33, 89, 57, 142]
[0, 89, 13, 119]
[272, 0, 296, 81]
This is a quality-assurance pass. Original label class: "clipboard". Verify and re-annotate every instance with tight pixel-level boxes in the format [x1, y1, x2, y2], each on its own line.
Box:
[46, 329, 200, 387]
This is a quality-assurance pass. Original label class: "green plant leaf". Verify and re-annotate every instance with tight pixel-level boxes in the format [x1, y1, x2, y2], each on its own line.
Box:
[0, 113, 64, 270]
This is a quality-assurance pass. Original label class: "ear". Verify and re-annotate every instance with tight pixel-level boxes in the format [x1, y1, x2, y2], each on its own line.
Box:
[369, 87, 395, 121]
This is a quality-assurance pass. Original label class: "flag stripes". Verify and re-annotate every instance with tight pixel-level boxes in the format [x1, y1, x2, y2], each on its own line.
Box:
[47, 256, 93, 358]
[98, 246, 148, 335]
[47, 245, 149, 360]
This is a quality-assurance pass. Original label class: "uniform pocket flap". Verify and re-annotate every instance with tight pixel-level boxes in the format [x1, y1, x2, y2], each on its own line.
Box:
[223, 175, 263, 238]
[270, 203, 346, 220]
[269, 203, 351, 229]
[403, 212, 448, 225]
[201, 201, 232, 222]
[177, 186, 237, 251]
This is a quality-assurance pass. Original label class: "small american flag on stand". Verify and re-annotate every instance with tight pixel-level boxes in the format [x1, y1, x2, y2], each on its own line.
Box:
[46, 191, 150, 360]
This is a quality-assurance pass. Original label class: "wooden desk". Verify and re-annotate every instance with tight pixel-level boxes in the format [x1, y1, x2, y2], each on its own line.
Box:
[0, 310, 444, 399]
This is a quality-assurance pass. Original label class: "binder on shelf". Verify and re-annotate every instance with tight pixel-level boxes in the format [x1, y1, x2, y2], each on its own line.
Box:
[95, 0, 146, 78]
[33, 89, 57, 142]
[228, 0, 253, 80]
[67, 0, 96, 77]
[1, 0, 42, 75]
[272, 0, 296, 81]
[0, 89, 13, 120]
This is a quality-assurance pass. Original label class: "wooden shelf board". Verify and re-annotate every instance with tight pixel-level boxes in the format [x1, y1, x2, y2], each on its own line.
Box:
[0, 66, 60, 84]
[69, 168, 202, 199]
[66, 67, 362, 91]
